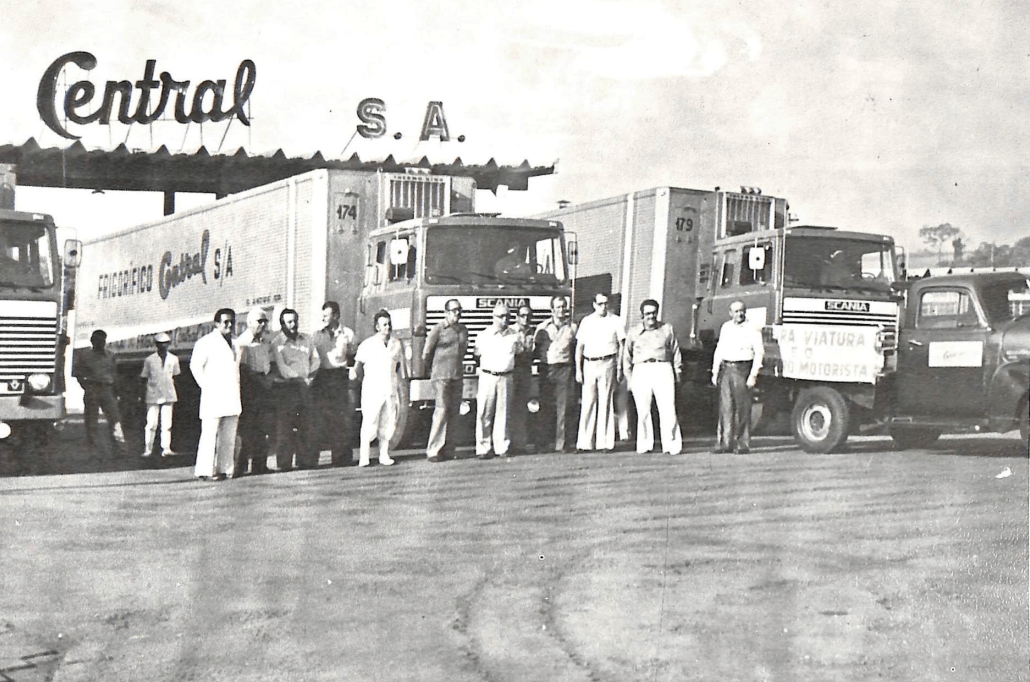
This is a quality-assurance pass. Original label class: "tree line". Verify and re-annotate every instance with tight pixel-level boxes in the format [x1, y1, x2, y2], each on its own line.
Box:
[919, 223, 1030, 268]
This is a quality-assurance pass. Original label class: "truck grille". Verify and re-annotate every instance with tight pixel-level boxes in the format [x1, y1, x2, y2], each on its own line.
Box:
[781, 297, 898, 347]
[0, 302, 58, 382]
[426, 296, 552, 366]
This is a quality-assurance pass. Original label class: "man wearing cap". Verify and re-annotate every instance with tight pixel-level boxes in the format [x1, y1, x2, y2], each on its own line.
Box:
[73, 329, 125, 450]
[625, 299, 683, 455]
[473, 302, 525, 458]
[140, 332, 180, 458]
[423, 298, 468, 463]
[575, 293, 625, 451]
[236, 307, 274, 475]
[312, 301, 356, 467]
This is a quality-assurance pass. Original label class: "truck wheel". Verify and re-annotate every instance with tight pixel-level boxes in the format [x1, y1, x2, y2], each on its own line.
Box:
[791, 387, 851, 454]
[889, 426, 942, 450]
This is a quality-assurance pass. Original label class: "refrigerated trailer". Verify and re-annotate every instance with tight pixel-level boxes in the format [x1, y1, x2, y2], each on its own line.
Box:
[537, 187, 902, 452]
[75, 168, 571, 448]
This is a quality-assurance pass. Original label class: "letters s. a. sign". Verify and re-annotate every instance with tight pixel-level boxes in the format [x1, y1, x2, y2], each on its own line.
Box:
[356, 99, 455, 142]
[37, 51, 256, 140]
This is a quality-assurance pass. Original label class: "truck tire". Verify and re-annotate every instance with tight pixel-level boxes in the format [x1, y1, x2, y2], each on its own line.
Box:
[888, 426, 942, 450]
[791, 386, 851, 454]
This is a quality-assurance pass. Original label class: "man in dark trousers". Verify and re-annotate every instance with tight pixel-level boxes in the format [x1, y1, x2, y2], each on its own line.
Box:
[312, 301, 356, 466]
[423, 299, 468, 463]
[711, 301, 764, 454]
[236, 307, 274, 475]
[534, 295, 578, 453]
[73, 329, 125, 451]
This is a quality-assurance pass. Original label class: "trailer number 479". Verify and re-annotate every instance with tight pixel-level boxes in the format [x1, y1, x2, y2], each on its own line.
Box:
[337, 204, 358, 220]
[675, 217, 694, 231]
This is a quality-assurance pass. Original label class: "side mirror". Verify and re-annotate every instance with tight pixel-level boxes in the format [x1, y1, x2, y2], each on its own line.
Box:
[389, 239, 409, 266]
[63, 239, 82, 268]
[748, 247, 766, 271]
[567, 240, 579, 265]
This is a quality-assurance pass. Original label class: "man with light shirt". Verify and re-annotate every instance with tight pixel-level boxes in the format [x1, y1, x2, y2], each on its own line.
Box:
[473, 302, 525, 459]
[711, 301, 765, 454]
[423, 299, 468, 463]
[271, 308, 321, 470]
[312, 301, 356, 467]
[354, 310, 407, 467]
[575, 293, 625, 452]
[625, 299, 683, 455]
[236, 306, 274, 475]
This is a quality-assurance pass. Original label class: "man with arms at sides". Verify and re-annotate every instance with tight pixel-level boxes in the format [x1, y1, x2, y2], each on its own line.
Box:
[190, 308, 242, 481]
[423, 298, 468, 463]
[575, 293, 625, 452]
[354, 310, 407, 467]
[624, 299, 683, 455]
[140, 332, 179, 459]
[312, 301, 356, 467]
[509, 304, 536, 454]
[73, 329, 126, 453]
[711, 301, 764, 455]
[534, 295, 578, 453]
[473, 303, 525, 459]
[271, 308, 321, 470]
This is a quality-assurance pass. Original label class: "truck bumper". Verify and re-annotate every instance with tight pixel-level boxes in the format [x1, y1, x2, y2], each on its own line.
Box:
[0, 394, 66, 422]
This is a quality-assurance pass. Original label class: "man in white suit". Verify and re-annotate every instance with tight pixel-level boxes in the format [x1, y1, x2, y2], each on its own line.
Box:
[190, 308, 242, 480]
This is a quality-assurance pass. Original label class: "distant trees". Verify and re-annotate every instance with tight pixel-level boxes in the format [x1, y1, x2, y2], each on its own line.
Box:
[919, 223, 963, 262]
[961, 236, 1030, 268]
[918, 223, 1030, 268]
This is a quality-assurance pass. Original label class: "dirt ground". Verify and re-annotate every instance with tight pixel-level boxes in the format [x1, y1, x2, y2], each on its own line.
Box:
[1, 427, 1027, 682]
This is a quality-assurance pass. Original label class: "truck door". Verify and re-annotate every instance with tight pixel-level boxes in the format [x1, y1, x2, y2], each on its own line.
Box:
[897, 287, 987, 417]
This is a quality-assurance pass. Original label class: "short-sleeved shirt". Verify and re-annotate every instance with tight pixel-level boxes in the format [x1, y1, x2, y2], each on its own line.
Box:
[576, 312, 626, 358]
[423, 320, 468, 380]
[355, 335, 405, 397]
[312, 324, 356, 370]
[626, 323, 682, 375]
[140, 352, 180, 404]
[535, 319, 578, 365]
[475, 326, 524, 374]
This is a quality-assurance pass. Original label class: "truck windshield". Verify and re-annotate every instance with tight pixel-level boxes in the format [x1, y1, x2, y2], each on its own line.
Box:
[0, 221, 55, 289]
[980, 278, 1030, 325]
[425, 226, 568, 285]
[783, 236, 896, 294]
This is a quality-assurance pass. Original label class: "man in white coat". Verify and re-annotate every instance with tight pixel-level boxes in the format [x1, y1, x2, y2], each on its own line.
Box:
[190, 308, 242, 480]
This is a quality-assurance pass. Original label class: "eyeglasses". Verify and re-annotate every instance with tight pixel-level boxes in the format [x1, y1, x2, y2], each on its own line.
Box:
[446, 308, 462, 314]
[256, 319, 268, 324]
[595, 300, 609, 306]
[493, 314, 508, 319]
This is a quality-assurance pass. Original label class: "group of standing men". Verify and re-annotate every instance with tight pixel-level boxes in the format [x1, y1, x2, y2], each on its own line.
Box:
[75, 293, 765, 475]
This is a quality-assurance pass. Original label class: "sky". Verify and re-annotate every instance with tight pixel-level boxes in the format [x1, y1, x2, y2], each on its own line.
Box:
[3, 0, 1028, 252]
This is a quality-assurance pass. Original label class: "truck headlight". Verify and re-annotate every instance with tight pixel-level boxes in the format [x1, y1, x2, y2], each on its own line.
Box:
[27, 374, 52, 392]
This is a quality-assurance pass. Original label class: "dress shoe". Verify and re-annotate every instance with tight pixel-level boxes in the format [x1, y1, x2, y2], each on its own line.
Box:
[427, 456, 443, 463]
[734, 447, 750, 455]
[211, 473, 227, 481]
[379, 456, 395, 466]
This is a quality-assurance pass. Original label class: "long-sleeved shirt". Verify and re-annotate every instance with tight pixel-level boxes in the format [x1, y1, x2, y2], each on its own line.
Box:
[535, 318, 578, 365]
[423, 320, 468, 380]
[271, 331, 320, 381]
[712, 319, 765, 373]
[625, 323, 682, 376]
[236, 329, 273, 375]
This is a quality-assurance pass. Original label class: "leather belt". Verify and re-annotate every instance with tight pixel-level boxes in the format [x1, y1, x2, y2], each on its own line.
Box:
[721, 360, 753, 366]
[584, 353, 616, 362]
[480, 369, 513, 376]
[638, 359, 669, 364]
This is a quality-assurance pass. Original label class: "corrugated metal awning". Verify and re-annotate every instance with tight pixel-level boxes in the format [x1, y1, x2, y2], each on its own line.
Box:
[0, 138, 554, 195]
